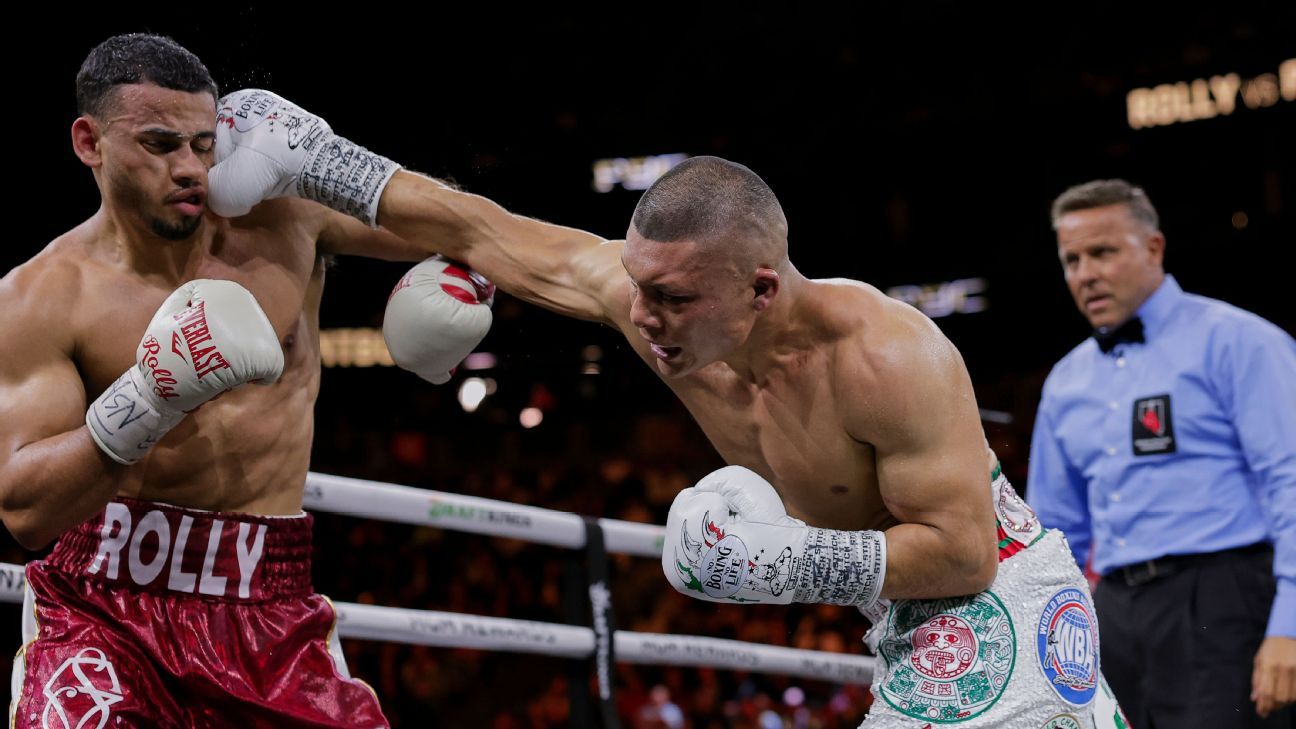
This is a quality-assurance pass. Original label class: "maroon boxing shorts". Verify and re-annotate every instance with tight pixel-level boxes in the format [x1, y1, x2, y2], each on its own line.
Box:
[9, 498, 388, 728]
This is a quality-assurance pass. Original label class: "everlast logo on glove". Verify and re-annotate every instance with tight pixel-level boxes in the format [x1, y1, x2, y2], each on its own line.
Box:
[1132, 394, 1175, 456]
[171, 302, 231, 379]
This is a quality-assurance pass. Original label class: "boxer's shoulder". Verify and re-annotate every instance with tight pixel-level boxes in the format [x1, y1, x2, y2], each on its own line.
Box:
[223, 197, 330, 248]
[813, 280, 971, 442]
[1, 231, 91, 342]
[6, 224, 93, 285]
[806, 278, 937, 342]
[810, 280, 952, 383]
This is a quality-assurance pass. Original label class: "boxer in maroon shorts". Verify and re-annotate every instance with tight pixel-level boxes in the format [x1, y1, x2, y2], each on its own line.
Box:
[0, 34, 489, 727]
[13, 499, 385, 728]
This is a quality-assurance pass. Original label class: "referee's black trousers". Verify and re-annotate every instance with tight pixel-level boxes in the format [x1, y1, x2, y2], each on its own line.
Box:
[1095, 543, 1293, 728]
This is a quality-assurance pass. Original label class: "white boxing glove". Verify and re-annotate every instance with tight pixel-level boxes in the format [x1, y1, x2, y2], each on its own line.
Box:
[86, 280, 285, 465]
[383, 256, 495, 385]
[210, 89, 401, 226]
[663, 465, 887, 607]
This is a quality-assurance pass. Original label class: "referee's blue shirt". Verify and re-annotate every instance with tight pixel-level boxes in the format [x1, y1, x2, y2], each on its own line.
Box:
[1027, 275, 1296, 637]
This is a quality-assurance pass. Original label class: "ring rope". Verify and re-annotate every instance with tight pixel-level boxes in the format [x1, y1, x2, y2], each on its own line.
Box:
[0, 472, 875, 685]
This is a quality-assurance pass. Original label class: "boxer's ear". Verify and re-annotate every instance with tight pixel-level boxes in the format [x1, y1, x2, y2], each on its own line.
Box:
[752, 268, 780, 312]
[72, 117, 103, 168]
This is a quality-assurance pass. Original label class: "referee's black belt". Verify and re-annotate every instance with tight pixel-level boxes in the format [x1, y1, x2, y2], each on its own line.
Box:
[1104, 541, 1272, 588]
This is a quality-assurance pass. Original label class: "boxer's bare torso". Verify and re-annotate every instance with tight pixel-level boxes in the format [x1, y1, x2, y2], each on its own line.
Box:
[3, 200, 327, 516]
[0, 84, 418, 548]
[378, 171, 1000, 597]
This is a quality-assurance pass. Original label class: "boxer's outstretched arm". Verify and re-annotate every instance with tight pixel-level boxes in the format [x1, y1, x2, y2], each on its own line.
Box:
[211, 89, 632, 326]
[842, 309, 998, 599]
[377, 172, 631, 326]
[0, 266, 124, 550]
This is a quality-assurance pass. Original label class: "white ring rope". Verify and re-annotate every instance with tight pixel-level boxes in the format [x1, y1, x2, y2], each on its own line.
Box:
[304, 472, 665, 557]
[0, 473, 876, 685]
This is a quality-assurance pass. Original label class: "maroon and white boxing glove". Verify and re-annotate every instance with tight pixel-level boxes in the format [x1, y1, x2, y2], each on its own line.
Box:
[86, 280, 284, 464]
[383, 256, 495, 385]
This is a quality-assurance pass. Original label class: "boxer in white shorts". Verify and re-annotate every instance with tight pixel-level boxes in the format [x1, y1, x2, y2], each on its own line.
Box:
[204, 88, 1130, 726]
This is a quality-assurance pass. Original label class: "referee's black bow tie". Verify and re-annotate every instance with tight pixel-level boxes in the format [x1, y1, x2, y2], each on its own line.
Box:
[1094, 317, 1144, 354]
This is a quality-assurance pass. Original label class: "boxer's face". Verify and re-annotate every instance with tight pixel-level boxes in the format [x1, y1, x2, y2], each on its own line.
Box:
[623, 229, 758, 378]
[93, 83, 216, 240]
[1056, 203, 1165, 331]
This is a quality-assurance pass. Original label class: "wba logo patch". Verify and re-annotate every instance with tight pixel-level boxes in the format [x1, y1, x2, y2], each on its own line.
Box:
[1132, 394, 1175, 456]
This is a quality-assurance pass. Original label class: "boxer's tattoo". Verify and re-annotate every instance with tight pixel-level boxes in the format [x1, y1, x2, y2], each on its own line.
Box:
[792, 528, 885, 607]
